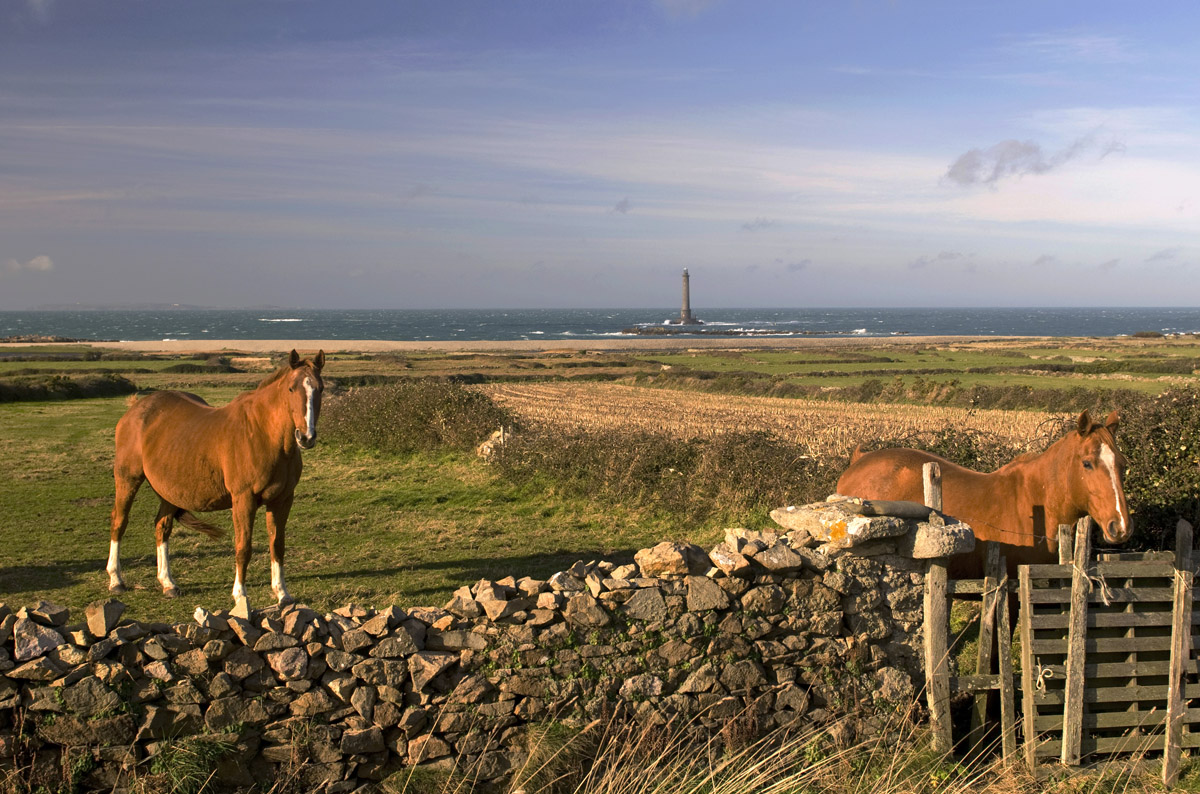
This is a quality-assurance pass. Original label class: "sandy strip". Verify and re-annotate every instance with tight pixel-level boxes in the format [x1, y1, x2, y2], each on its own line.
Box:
[77, 335, 1020, 355]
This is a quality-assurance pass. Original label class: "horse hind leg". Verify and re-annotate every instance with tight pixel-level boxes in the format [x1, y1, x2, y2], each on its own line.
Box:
[108, 466, 144, 594]
[154, 499, 181, 598]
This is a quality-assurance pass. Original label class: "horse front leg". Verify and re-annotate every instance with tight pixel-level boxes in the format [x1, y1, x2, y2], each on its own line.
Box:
[230, 492, 257, 608]
[108, 469, 144, 594]
[265, 495, 294, 606]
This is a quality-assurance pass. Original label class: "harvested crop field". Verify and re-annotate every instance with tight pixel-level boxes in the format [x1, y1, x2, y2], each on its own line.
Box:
[483, 382, 1062, 459]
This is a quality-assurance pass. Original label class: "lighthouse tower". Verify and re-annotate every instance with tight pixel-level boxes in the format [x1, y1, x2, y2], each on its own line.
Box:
[675, 268, 703, 325]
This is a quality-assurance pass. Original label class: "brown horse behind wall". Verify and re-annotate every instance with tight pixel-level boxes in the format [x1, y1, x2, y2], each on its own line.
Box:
[108, 349, 325, 607]
[836, 410, 1132, 578]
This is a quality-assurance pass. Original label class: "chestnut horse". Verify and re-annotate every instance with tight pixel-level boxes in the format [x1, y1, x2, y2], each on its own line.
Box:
[108, 350, 325, 606]
[837, 410, 1132, 578]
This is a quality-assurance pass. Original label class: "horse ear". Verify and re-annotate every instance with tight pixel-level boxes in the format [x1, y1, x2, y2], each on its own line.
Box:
[314, 350, 325, 371]
[1077, 410, 1092, 435]
[1105, 410, 1120, 435]
[289, 349, 301, 368]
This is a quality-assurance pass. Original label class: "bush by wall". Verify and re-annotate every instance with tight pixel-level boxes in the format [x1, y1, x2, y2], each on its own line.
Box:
[322, 380, 512, 456]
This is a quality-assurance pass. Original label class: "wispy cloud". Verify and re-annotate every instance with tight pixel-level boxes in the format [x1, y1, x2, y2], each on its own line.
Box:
[1004, 32, 1136, 64]
[741, 217, 776, 232]
[4, 254, 53, 274]
[655, 0, 721, 20]
[944, 133, 1124, 188]
[908, 251, 967, 270]
[611, 197, 631, 214]
[1146, 247, 1181, 263]
[1097, 257, 1120, 272]
[24, 0, 53, 23]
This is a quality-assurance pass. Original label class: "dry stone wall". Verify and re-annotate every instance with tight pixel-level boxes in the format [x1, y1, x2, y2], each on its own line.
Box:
[0, 497, 970, 792]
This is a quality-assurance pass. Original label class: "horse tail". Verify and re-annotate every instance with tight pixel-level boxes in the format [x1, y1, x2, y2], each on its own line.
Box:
[175, 510, 226, 540]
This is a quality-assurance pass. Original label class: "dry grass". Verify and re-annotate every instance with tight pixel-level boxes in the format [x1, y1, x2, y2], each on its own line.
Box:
[485, 383, 1059, 460]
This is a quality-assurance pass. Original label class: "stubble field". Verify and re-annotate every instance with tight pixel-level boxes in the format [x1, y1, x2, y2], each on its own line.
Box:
[484, 382, 1059, 458]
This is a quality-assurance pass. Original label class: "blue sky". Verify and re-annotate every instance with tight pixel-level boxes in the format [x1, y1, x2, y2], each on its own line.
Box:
[2, 1, 1198, 309]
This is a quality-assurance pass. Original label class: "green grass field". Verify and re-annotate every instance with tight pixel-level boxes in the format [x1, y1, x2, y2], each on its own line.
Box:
[1, 337, 1196, 625]
[0, 385, 695, 624]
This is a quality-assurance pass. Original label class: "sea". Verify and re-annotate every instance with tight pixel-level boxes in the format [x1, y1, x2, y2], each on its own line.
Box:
[3, 307, 1200, 342]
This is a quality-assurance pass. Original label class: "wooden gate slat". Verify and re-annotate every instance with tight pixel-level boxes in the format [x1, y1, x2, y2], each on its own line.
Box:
[1031, 635, 1194, 654]
[1036, 681, 1200, 705]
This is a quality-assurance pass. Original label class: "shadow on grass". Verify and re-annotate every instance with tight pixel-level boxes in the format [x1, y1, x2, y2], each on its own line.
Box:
[288, 547, 642, 600]
[0, 547, 235, 596]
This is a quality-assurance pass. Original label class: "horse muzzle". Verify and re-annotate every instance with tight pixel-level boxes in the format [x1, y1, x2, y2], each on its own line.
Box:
[295, 429, 317, 450]
[1103, 517, 1132, 544]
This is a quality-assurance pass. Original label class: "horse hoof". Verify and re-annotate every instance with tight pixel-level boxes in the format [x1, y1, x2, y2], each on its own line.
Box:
[163, 587, 180, 599]
[277, 594, 295, 607]
[109, 584, 127, 595]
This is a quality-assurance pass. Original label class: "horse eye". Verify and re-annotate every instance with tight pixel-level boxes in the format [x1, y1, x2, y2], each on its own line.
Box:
[1083, 460, 1093, 470]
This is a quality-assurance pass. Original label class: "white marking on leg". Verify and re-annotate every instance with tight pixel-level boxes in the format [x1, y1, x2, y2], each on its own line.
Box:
[106, 539, 123, 590]
[1099, 443, 1127, 535]
[156, 541, 177, 592]
[271, 559, 289, 603]
[232, 572, 247, 602]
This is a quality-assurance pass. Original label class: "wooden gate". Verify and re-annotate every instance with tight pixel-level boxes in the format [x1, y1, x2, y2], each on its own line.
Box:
[918, 457, 1199, 784]
[1019, 518, 1198, 784]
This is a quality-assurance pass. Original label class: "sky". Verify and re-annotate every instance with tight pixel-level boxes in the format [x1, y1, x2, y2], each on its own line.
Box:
[1, 1, 1199, 310]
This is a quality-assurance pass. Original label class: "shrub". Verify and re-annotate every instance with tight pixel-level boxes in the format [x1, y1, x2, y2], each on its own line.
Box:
[494, 427, 840, 527]
[1117, 388, 1200, 549]
[0, 373, 138, 402]
[161, 355, 238, 374]
[322, 379, 512, 455]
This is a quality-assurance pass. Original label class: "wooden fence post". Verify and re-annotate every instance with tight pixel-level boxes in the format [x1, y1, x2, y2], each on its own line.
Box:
[1058, 523, 1073, 565]
[1164, 519, 1194, 786]
[1060, 516, 1093, 767]
[996, 555, 1017, 764]
[1019, 565, 1037, 771]
[922, 462, 952, 753]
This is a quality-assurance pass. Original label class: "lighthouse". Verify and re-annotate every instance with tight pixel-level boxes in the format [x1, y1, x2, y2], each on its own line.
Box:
[673, 268, 703, 325]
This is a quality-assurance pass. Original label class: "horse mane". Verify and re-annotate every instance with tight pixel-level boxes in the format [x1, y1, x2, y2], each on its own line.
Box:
[225, 364, 295, 406]
[254, 365, 294, 391]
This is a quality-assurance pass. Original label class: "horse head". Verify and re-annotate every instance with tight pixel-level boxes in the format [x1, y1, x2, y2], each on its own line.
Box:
[285, 349, 325, 450]
[1069, 409, 1132, 545]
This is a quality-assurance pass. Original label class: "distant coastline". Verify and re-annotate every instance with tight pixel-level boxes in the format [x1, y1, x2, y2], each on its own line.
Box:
[31, 303, 289, 312]
[3, 307, 1200, 343]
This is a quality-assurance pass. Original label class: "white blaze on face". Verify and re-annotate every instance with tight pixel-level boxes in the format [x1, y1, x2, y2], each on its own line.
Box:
[1099, 443, 1127, 535]
[303, 376, 317, 438]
